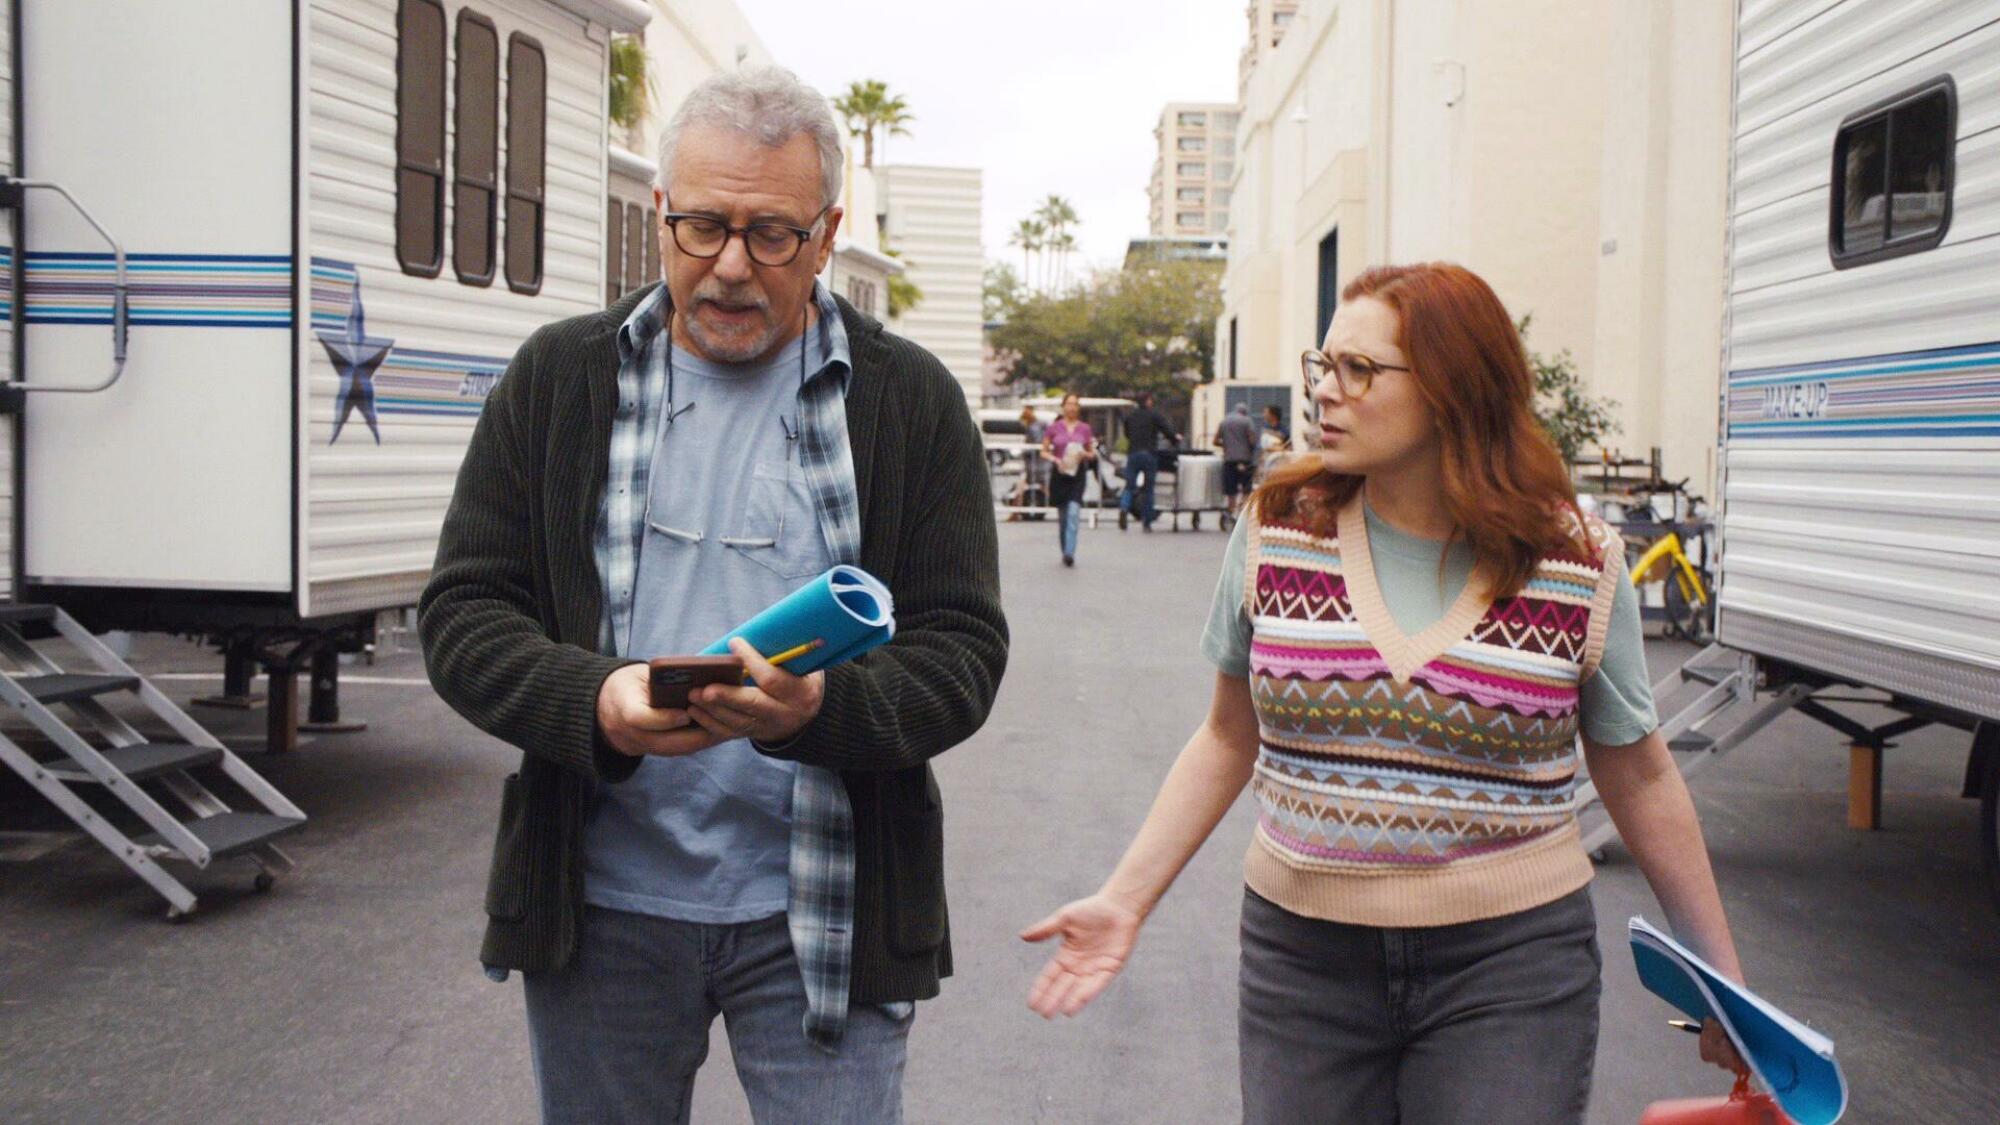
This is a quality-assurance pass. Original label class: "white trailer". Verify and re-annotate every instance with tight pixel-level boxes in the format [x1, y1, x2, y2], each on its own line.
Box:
[1584, 0, 2000, 911]
[3, 0, 649, 748]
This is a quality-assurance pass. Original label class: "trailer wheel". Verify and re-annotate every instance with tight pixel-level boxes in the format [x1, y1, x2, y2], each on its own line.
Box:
[1981, 745, 2000, 917]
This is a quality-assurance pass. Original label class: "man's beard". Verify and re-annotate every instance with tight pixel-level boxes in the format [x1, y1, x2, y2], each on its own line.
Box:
[681, 284, 781, 364]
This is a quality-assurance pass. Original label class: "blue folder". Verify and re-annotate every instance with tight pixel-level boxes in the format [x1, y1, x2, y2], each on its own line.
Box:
[1629, 917, 1847, 1124]
[700, 565, 895, 674]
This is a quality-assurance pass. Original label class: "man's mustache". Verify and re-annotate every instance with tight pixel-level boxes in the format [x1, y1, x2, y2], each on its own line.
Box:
[692, 284, 769, 313]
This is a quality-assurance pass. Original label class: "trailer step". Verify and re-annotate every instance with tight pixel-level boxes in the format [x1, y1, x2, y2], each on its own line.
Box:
[44, 742, 224, 783]
[1682, 664, 1731, 687]
[1669, 731, 1718, 753]
[0, 602, 306, 917]
[133, 812, 305, 860]
[17, 673, 140, 705]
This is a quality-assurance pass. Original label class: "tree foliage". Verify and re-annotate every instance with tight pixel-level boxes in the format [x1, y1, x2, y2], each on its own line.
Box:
[608, 36, 654, 132]
[831, 79, 913, 169]
[988, 260, 1222, 404]
[1519, 315, 1621, 464]
[983, 261, 1023, 323]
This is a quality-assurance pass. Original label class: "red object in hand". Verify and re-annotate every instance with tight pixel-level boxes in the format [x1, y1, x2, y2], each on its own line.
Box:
[1641, 1074, 1797, 1125]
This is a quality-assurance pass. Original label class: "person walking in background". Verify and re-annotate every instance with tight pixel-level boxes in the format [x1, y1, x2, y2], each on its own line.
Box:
[1023, 262, 1745, 1124]
[1042, 392, 1097, 567]
[1255, 404, 1293, 491]
[1118, 391, 1180, 532]
[1009, 403, 1050, 514]
[1214, 402, 1260, 529]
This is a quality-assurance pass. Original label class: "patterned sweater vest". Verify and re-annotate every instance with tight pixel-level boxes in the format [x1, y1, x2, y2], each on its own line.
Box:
[1242, 497, 1625, 927]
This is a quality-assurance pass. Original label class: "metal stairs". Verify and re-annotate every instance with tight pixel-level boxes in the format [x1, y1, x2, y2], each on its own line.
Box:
[1574, 643, 1814, 859]
[0, 603, 304, 918]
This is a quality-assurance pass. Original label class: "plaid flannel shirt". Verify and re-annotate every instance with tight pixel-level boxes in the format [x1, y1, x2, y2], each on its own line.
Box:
[596, 281, 868, 1045]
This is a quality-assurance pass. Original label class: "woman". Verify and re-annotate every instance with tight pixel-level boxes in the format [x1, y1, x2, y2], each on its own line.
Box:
[1041, 393, 1097, 567]
[1023, 263, 1745, 1123]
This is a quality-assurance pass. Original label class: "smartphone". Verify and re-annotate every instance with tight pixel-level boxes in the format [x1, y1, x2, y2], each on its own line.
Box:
[647, 655, 745, 710]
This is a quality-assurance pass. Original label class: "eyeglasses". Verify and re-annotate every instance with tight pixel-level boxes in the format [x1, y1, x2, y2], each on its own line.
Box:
[659, 205, 830, 267]
[1300, 349, 1412, 405]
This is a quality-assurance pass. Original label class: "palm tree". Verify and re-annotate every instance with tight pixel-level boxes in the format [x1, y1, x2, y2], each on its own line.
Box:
[607, 35, 655, 148]
[1009, 219, 1045, 289]
[1049, 230, 1079, 291]
[831, 79, 914, 169]
[1034, 195, 1080, 289]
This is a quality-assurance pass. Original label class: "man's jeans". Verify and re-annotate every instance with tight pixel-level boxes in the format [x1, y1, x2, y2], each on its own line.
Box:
[1120, 449, 1160, 526]
[524, 906, 914, 1124]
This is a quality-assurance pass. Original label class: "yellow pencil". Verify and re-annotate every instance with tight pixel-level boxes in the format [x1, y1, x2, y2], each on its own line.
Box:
[766, 638, 824, 668]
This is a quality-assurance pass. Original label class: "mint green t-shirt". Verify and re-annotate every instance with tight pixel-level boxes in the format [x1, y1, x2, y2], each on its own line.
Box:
[1200, 504, 1658, 746]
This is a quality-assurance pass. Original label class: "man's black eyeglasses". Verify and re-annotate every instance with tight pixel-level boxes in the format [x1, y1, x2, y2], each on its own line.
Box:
[659, 205, 831, 267]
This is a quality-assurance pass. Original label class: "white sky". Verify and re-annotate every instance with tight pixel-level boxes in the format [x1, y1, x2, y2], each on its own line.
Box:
[737, 0, 1244, 273]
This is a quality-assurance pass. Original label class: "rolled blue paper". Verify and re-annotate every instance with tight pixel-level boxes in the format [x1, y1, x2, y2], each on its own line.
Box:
[700, 565, 895, 675]
[1630, 917, 1847, 1124]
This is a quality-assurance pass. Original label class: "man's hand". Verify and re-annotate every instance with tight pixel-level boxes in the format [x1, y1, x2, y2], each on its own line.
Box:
[595, 663, 726, 758]
[686, 637, 826, 745]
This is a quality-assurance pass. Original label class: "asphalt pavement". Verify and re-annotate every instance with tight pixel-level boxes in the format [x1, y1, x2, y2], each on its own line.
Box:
[2, 515, 1996, 1123]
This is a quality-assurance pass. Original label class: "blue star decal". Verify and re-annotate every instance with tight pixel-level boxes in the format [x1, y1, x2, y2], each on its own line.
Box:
[316, 283, 394, 444]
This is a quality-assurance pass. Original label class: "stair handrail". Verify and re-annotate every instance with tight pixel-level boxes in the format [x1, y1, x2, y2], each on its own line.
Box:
[3, 177, 129, 395]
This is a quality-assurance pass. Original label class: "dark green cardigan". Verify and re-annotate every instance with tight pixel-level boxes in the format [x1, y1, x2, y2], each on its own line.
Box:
[418, 286, 1007, 1001]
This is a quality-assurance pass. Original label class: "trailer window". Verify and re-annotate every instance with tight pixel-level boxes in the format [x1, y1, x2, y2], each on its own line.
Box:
[395, 0, 447, 277]
[453, 11, 499, 286]
[605, 200, 624, 302]
[1831, 78, 1955, 269]
[642, 203, 660, 288]
[505, 34, 548, 294]
[624, 202, 645, 296]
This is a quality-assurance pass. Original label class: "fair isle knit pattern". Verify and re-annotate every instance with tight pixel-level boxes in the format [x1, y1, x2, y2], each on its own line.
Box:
[1242, 497, 1625, 927]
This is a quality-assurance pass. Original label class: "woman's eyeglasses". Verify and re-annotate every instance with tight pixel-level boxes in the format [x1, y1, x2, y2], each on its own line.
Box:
[1300, 349, 1412, 405]
[660, 206, 830, 267]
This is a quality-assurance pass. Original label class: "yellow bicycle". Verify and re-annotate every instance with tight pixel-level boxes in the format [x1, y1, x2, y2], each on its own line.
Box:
[1621, 481, 1716, 644]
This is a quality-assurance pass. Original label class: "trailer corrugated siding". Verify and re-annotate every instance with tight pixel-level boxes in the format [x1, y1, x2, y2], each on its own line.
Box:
[1720, 0, 2000, 720]
[303, 0, 607, 617]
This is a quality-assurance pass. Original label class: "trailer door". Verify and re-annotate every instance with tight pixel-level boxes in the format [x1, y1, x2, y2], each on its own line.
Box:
[18, 0, 294, 594]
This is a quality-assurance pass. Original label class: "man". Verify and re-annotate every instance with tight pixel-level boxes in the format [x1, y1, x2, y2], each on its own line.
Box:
[1214, 402, 1260, 525]
[1116, 391, 1179, 531]
[419, 67, 1006, 1124]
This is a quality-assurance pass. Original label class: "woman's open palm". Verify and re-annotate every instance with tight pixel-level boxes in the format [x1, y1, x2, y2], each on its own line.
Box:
[1020, 894, 1143, 1019]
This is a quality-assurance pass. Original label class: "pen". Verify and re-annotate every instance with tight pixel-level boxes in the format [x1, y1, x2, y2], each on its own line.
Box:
[765, 638, 824, 669]
[1669, 1019, 1704, 1035]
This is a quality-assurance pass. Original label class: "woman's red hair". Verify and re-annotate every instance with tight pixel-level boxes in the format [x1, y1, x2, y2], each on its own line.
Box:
[1252, 262, 1590, 597]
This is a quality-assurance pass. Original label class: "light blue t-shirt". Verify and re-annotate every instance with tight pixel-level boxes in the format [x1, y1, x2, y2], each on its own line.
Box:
[1200, 504, 1659, 745]
[582, 325, 835, 922]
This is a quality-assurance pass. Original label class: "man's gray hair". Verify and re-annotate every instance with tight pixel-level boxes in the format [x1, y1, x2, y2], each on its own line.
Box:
[654, 66, 844, 210]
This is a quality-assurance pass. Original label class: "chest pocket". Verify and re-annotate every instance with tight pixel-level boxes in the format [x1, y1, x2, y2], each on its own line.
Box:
[727, 460, 826, 580]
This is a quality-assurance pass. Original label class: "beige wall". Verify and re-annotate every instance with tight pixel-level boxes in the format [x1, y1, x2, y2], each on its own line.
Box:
[630, 1, 773, 156]
[1215, 0, 1732, 491]
[1591, 0, 1733, 498]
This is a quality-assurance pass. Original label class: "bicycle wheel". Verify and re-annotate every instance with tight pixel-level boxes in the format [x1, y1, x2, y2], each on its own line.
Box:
[1664, 571, 1716, 644]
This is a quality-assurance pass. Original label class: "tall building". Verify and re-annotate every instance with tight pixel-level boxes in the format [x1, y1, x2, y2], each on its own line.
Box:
[1239, 0, 1301, 94]
[1203, 0, 1732, 499]
[879, 165, 985, 407]
[1148, 102, 1240, 237]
